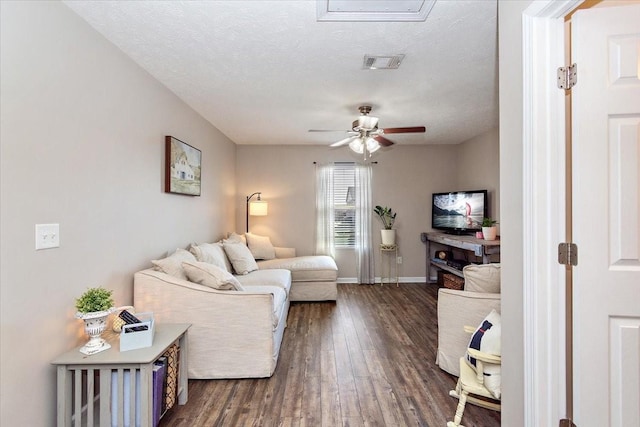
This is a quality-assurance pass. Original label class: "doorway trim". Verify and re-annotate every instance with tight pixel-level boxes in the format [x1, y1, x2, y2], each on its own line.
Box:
[522, 1, 583, 425]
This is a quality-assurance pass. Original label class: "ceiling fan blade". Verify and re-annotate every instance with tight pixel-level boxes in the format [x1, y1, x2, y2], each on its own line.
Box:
[308, 129, 351, 133]
[330, 136, 359, 147]
[374, 135, 395, 147]
[382, 126, 426, 134]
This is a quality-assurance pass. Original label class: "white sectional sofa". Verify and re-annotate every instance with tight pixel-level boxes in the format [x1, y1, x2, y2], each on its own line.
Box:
[133, 233, 338, 379]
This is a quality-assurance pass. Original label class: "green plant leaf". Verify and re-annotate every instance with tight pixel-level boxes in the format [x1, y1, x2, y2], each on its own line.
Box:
[481, 217, 498, 227]
[75, 287, 114, 313]
[373, 205, 397, 229]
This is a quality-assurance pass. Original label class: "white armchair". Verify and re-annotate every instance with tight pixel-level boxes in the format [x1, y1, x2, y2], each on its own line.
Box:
[436, 263, 501, 377]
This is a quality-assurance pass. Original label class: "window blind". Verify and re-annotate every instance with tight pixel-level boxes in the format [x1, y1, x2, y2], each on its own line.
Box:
[333, 163, 355, 247]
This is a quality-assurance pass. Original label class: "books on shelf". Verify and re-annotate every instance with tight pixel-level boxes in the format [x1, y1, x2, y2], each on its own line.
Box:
[110, 370, 140, 427]
[152, 361, 166, 427]
[110, 362, 167, 427]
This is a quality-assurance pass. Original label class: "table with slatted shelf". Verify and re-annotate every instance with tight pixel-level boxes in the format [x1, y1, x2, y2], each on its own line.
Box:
[51, 323, 190, 427]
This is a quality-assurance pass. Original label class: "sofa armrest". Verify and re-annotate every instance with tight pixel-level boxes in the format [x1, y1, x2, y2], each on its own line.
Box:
[437, 288, 501, 377]
[274, 246, 296, 258]
[134, 269, 279, 378]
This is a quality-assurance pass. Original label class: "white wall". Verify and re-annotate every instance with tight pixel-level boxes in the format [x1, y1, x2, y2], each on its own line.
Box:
[498, 1, 530, 425]
[0, 2, 236, 425]
[456, 127, 500, 225]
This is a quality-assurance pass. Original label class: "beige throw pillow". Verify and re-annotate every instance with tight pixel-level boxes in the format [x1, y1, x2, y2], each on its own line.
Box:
[245, 232, 276, 260]
[189, 242, 231, 272]
[222, 241, 258, 275]
[151, 248, 197, 280]
[182, 261, 244, 291]
[463, 263, 501, 293]
[226, 232, 247, 245]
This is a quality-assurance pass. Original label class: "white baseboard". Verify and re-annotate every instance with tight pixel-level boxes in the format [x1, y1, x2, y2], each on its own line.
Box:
[337, 277, 428, 284]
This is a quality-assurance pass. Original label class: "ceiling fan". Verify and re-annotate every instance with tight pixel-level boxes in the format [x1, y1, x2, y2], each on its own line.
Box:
[309, 105, 426, 158]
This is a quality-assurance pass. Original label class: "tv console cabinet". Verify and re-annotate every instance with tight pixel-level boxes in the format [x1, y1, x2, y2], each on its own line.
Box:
[422, 232, 500, 282]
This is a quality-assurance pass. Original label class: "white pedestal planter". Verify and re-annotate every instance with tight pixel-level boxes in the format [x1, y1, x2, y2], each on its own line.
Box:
[76, 310, 112, 355]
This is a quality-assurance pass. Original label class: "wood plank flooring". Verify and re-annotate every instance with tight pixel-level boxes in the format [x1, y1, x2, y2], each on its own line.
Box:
[160, 283, 501, 426]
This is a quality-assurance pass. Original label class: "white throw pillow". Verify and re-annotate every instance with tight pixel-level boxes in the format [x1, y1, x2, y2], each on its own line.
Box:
[182, 261, 244, 291]
[189, 242, 231, 272]
[222, 241, 258, 275]
[151, 248, 197, 280]
[466, 309, 501, 399]
[245, 232, 276, 260]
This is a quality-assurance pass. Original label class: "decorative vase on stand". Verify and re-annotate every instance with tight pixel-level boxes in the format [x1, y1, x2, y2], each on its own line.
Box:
[482, 226, 498, 241]
[76, 310, 112, 355]
[381, 229, 396, 245]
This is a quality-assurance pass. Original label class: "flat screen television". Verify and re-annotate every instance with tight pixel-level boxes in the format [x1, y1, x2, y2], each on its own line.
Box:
[431, 190, 488, 234]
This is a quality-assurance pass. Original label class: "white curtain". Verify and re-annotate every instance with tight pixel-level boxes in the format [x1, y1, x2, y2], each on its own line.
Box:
[355, 164, 374, 284]
[314, 163, 335, 257]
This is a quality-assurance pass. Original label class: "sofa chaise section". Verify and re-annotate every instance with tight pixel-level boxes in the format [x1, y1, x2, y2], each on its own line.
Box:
[257, 255, 338, 301]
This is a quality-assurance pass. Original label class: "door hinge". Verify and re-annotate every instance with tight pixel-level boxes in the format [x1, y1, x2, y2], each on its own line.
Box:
[557, 63, 577, 89]
[558, 243, 578, 266]
[559, 419, 576, 427]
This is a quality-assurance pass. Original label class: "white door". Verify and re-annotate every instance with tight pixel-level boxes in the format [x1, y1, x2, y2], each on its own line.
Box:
[572, 4, 640, 426]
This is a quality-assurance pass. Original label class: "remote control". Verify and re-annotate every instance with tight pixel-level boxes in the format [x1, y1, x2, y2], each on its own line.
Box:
[119, 310, 148, 332]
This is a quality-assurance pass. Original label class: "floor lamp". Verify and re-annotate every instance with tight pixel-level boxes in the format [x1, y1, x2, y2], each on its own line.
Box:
[246, 192, 268, 232]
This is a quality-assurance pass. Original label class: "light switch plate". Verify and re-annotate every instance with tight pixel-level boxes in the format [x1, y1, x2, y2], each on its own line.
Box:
[35, 224, 60, 250]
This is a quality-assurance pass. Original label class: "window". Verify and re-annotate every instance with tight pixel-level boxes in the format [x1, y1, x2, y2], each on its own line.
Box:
[333, 163, 355, 247]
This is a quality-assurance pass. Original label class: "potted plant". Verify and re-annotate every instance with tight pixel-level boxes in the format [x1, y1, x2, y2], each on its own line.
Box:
[75, 286, 115, 355]
[481, 217, 499, 241]
[374, 205, 397, 245]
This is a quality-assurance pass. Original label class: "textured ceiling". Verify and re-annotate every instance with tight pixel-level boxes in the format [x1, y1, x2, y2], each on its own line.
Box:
[64, 0, 498, 146]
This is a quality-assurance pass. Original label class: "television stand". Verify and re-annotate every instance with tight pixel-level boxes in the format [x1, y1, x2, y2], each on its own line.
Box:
[444, 229, 473, 236]
[422, 231, 500, 282]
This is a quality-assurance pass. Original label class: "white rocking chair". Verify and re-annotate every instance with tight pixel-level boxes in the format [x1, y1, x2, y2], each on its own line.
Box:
[447, 326, 501, 427]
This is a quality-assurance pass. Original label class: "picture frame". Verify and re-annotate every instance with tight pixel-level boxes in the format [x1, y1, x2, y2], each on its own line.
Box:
[164, 136, 201, 196]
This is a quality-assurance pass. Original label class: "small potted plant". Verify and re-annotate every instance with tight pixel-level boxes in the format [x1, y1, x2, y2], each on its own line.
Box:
[481, 217, 499, 241]
[374, 205, 397, 245]
[75, 286, 115, 355]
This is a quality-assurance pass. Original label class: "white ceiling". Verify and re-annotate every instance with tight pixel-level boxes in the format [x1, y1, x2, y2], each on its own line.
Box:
[64, 0, 498, 146]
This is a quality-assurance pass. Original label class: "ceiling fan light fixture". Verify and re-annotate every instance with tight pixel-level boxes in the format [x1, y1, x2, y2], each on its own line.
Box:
[349, 138, 364, 154]
[357, 115, 379, 131]
[366, 137, 380, 153]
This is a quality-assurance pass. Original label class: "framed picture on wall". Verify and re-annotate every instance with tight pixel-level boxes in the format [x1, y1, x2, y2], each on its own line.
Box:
[165, 136, 201, 196]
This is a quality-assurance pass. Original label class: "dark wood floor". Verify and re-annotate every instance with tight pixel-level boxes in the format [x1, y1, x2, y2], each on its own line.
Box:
[160, 283, 500, 426]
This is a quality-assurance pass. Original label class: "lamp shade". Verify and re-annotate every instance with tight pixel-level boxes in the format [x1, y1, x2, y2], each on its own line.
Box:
[366, 137, 380, 153]
[349, 138, 365, 154]
[249, 200, 268, 216]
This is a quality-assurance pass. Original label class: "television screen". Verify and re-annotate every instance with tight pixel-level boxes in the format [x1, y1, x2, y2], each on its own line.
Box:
[432, 190, 488, 233]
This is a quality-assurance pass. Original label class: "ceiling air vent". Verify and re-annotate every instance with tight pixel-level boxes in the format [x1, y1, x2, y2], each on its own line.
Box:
[317, 0, 436, 22]
[363, 54, 405, 70]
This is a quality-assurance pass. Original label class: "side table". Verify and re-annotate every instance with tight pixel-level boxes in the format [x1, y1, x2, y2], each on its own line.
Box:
[380, 244, 399, 286]
[51, 323, 190, 427]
